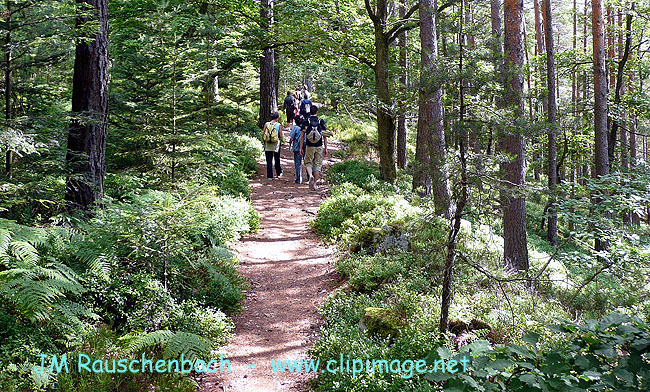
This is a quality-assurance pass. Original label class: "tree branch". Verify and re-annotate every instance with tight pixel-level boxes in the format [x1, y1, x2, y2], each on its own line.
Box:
[387, 3, 419, 42]
[437, 0, 456, 14]
[345, 50, 375, 69]
[364, 0, 378, 23]
[388, 21, 419, 44]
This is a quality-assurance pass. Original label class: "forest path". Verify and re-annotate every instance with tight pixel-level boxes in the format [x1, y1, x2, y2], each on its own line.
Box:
[199, 139, 341, 392]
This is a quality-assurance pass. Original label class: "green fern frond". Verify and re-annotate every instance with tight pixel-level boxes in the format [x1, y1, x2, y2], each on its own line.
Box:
[9, 241, 39, 265]
[163, 331, 213, 362]
[120, 330, 175, 354]
[120, 330, 215, 363]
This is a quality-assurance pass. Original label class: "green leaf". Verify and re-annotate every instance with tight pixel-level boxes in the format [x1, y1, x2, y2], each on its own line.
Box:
[523, 332, 540, 346]
[507, 344, 535, 359]
[488, 359, 512, 371]
[542, 352, 569, 375]
[593, 344, 617, 359]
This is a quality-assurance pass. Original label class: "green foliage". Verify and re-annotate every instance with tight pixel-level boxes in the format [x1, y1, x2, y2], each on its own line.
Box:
[0, 174, 253, 390]
[54, 328, 197, 392]
[313, 182, 421, 248]
[328, 159, 381, 189]
[104, 173, 145, 200]
[338, 252, 416, 292]
[426, 314, 650, 392]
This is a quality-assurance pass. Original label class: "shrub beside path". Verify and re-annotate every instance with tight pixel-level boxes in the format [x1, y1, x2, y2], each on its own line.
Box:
[199, 140, 342, 391]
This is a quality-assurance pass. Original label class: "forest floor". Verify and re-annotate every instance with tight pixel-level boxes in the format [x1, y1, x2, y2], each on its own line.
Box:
[199, 140, 342, 392]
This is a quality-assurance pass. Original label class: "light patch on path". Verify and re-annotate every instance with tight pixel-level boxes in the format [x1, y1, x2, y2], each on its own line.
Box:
[199, 142, 341, 392]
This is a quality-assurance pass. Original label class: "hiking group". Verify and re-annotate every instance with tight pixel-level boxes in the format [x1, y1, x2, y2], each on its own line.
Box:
[261, 87, 329, 191]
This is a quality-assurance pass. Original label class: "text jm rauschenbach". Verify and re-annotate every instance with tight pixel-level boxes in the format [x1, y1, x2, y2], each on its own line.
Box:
[35, 353, 470, 379]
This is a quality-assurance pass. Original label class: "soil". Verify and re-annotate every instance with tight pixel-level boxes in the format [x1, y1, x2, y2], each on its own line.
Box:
[198, 140, 341, 392]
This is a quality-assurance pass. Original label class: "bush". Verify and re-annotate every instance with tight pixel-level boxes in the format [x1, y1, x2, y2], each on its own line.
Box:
[328, 160, 380, 189]
[313, 183, 421, 247]
[227, 134, 264, 163]
[426, 314, 650, 391]
[219, 167, 251, 197]
[311, 287, 441, 392]
[104, 173, 145, 200]
[0, 178, 254, 389]
[338, 253, 412, 292]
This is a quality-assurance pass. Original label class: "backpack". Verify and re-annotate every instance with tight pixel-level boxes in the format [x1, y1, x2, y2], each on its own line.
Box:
[305, 116, 322, 145]
[262, 122, 279, 143]
[301, 100, 311, 116]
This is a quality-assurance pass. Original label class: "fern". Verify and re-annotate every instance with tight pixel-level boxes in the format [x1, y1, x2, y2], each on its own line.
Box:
[0, 219, 93, 326]
[120, 329, 175, 353]
[121, 330, 215, 362]
[164, 331, 213, 362]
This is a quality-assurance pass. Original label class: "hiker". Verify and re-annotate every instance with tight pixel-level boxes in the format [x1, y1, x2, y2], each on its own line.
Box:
[283, 91, 295, 126]
[299, 92, 312, 118]
[294, 87, 302, 101]
[262, 111, 283, 179]
[289, 114, 305, 184]
[300, 105, 327, 190]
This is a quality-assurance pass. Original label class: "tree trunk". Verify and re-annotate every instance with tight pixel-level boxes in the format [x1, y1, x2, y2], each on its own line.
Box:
[371, 0, 397, 182]
[607, 7, 615, 90]
[522, 16, 533, 119]
[258, 0, 277, 129]
[617, 10, 627, 170]
[629, 72, 637, 169]
[396, 0, 408, 169]
[414, 0, 451, 218]
[274, 49, 280, 106]
[500, 0, 529, 271]
[533, 0, 546, 118]
[592, 0, 609, 253]
[572, 0, 578, 116]
[4, 0, 12, 178]
[542, 0, 558, 246]
[582, 0, 589, 125]
[608, 5, 633, 169]
[440, 0, 469, 333]
[65, 0, 109, 209]
[491, 0, 503, 73]
[490, 0, 503, 160]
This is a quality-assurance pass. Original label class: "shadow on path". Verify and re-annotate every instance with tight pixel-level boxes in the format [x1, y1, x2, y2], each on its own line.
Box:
[199, 141, 342, 392]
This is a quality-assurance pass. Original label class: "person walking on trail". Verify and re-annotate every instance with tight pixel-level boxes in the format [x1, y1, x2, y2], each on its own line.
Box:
[294, 87, 302, 101]
[262, 111, 283, 179]
[300, 105, 328, 191]
[299, 92, 312, 118]
[289, 114, 305, 184]
[283, 91, 295, 126]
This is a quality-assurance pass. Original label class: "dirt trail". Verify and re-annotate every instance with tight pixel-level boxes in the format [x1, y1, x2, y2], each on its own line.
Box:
[199, 142, 341, 392]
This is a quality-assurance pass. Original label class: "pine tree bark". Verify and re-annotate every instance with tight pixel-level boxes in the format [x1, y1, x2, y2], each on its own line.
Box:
[500, 0, 529, 271]
[65, 0, 109, 208]
[396, 0, 408, 169]
[258, 0, 277, 129]
[542, 0, 558, 246]
[414, 0, 451, 218]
